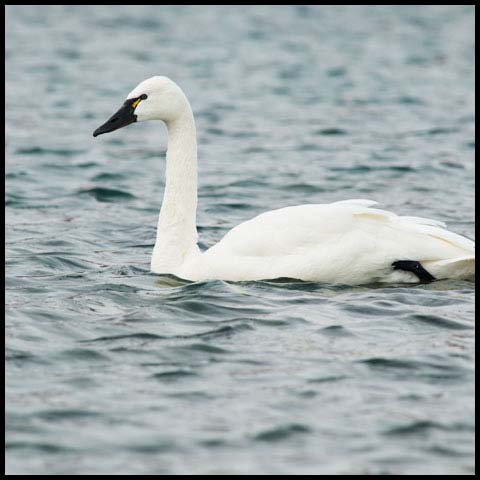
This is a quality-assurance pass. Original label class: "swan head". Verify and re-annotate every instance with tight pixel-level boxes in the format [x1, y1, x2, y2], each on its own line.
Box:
[93, 76, 188, 137]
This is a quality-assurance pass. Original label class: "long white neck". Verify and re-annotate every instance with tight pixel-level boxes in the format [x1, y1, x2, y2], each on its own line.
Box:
[151, 103, 200, 273]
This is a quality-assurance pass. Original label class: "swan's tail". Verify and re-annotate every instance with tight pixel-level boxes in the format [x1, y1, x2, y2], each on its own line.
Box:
[424, 256, 475, 281]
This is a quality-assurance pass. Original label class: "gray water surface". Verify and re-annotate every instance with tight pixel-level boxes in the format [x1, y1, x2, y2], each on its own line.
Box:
[5, 5, 475, 475]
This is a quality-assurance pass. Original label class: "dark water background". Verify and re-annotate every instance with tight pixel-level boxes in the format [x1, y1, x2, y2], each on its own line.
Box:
[5, 5, 475, 474]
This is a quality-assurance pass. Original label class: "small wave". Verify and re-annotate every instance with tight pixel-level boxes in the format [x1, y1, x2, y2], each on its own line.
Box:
[28, 253, 93, 271]
[215, 202, 253, 211]
[359, 357, 468, 383]
[341, 303, 402, 317]
[330, 165, 415, 174]
[96, 16, 163, 30]
[126, 443, 177, 454]
[197, 438, 228, 448]
[6, 441, 72, 453]
[34, 409, 100, 421]
[359, 357, 420, 370]
[319, 325, 354, 337]
[308, 375, 349, 384]
[279, 183, 326, 193]
[189, 324, 254, 339]
[383, 420, 449, 437]
[6, 349, 47, 364]
[151, 369, 198, 381]
[56, 348, 109, 361]
[226, 179, 270, 188]
[409, 314, 472, 330]
[172, 300, 263, 317]
[314, 127, 348, 136]
[81, 332, 166, 343]
[92, 172, 126, 181]
[254, 423, 312, 442]
[15, 146, 86, 156]
[81, 324, 253, 345]
[78, 187, 135, 202]
[179, 343, 230, 354]
[87, 283, 140, 293]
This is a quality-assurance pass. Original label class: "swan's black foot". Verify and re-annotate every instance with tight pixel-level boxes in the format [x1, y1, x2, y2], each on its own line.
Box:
[392, 260, 435, 283]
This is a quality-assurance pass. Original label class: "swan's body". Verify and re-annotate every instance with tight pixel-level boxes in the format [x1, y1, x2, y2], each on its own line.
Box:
[94, 76, 475, 285]
[175, 200, 474, 284]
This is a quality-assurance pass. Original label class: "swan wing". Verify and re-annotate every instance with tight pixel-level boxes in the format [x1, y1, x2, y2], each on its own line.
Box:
[199, 199, 474, 283]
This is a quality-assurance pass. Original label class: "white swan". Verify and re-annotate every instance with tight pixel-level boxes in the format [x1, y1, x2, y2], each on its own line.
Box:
[94, 76, 475, 285]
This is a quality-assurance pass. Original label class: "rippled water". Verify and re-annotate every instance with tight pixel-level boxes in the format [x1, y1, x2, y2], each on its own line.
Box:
[5, 5, 475, 475]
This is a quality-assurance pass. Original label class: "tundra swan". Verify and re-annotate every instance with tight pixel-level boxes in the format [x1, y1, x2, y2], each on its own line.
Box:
[93, 76, 475, 284]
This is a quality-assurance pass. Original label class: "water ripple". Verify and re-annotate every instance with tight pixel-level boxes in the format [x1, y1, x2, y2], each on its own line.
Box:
[254, 423, 312, 442]
[6, 4, 475, 476]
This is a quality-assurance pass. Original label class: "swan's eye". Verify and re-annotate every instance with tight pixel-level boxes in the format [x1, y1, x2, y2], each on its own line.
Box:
[126, 94, 148, 110]
[129, 94, 147, 109]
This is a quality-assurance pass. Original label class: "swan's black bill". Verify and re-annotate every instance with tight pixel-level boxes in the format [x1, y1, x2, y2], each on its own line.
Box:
[93, 97, 142, 137]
